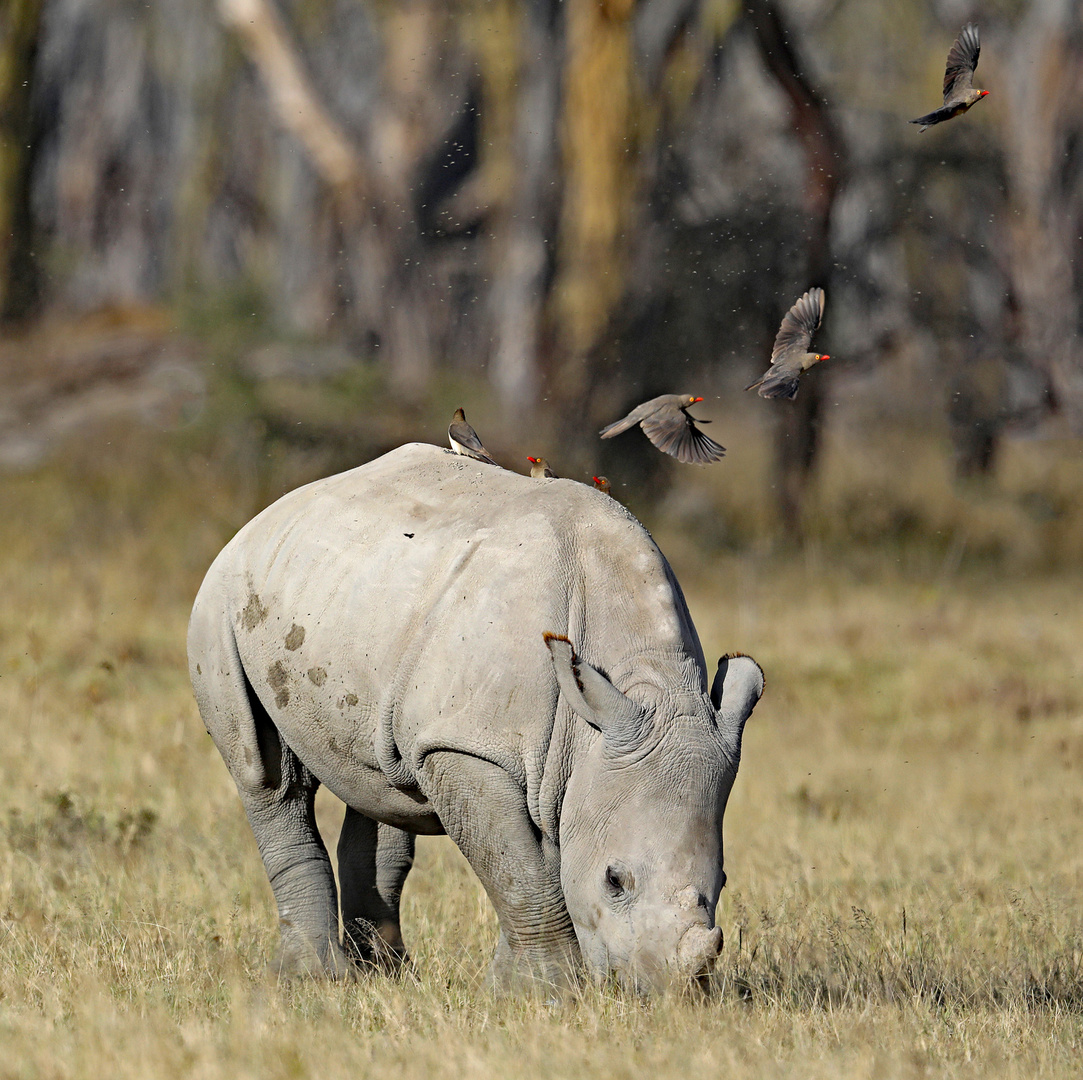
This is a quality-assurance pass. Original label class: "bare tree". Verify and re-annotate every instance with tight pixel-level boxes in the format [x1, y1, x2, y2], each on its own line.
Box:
[1002, 0, 1083, 433]
[217, 0, 464, 396]
[485, 0, 560, 411]
[0, 0, 44, 322]
[746, 0, 845, 540]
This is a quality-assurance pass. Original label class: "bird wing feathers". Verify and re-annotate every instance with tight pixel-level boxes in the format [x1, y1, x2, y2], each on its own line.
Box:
[640, 409, 726, 464]
[449, 420, 497, 464]
[943, 24, 979, 104]
[770, 288, 825, 365]
[749, 367, 802, 400]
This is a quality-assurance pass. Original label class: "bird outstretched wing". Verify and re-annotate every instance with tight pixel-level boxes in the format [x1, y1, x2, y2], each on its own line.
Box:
[943, 24, 979, 104]
[770, 288, 825, 365]
[640, 410, 726, 464]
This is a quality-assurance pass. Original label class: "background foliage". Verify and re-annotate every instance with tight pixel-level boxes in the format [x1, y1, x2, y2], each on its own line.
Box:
[0, 1, 1081, 1076]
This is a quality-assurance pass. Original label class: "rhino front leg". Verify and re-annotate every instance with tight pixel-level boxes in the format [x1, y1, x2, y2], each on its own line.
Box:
[337, 808, 414, 972]
[420, 752, 580, 995]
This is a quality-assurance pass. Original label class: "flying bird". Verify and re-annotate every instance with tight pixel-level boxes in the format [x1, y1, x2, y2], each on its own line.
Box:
[599, 394, 725, 465]
[592, 476, 611, 495]
[448, 407, 498, 465]
[527, 456, 557, 478]
[746, 288, 829, 401]
[910, 24, 988, 132]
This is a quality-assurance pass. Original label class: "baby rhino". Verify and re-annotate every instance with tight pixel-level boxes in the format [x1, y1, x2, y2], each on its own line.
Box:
[187, 443, 763, 994]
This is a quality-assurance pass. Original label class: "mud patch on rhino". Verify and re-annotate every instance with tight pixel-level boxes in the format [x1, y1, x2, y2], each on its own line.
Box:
[285, 624, 306, 650]
[338, 692, 359, 709]
[241, 591, 269, 631]
[307, 666, 327, 686]
[268, 661, 290, 708]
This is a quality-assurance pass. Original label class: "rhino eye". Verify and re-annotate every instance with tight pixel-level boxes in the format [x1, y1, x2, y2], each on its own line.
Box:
[604, 864, 634, 897]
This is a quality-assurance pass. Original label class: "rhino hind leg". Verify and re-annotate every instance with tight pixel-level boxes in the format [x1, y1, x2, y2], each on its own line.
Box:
[420, 752, 581, 995]
[190, 622, 351, 980]
[337, 808, 414, 972]
[237, 689, 353, 980]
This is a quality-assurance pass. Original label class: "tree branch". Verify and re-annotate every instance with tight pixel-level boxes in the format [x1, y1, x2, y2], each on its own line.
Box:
[217, 0, 365, 197]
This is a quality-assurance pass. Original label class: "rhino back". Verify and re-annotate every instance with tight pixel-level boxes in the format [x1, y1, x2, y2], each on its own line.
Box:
[192, 443, 705, 800]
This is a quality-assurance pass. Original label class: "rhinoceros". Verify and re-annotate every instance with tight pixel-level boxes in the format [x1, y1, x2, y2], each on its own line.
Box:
[187, 443, 763, 994]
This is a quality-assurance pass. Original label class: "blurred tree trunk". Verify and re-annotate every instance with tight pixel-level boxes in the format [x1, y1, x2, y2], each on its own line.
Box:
[482, 0, 560, 413]
[747, 0, 844, 541]
[551, 0, 638, 402]
[947, 350, 1008, 478]
[0, 0, 43, 322]
[218, 0, 450, 397]
[1003, 0, 1083, 433]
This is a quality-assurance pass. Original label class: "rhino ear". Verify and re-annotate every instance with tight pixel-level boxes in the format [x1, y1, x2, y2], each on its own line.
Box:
[710, 654, 764, 741]
[544, 633, 647, 746]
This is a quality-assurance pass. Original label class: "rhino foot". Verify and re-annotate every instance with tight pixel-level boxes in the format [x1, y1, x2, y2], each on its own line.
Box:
[487, 931, 581, 998]
[269, 937, 356, 982]
[343, 918, 412, 976]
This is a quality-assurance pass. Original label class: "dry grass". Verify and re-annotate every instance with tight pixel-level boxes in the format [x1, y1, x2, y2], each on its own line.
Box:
[0, 422, 1081, 1079]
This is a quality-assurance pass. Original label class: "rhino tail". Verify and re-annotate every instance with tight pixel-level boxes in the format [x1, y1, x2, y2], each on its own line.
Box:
[188, 603, 284, 794]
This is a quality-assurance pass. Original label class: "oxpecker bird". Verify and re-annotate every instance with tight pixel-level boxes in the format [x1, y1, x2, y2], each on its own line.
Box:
[746, 288, 829, 400]
[592, 476, 611, 495]
[599, 394, 725, 465]
[910, 24, 988, 132]
[448, 407, 498, 465]
[527, 456, 557, 478]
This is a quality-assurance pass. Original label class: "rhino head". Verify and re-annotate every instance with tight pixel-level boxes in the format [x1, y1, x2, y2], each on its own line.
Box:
[545, 635, 763, 994]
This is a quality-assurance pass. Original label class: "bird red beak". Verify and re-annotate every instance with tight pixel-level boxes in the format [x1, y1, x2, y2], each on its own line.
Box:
[692, 397, 703, 403]
[821, 355, 830, 361]
[980, 90, 989, 98]
[592, 476, 600, 484]
[527, 457, 538, 464]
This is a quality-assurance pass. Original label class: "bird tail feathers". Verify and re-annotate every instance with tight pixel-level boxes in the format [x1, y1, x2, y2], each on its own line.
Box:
[758, 376, 801, 400]
[599, 417, 638, 439]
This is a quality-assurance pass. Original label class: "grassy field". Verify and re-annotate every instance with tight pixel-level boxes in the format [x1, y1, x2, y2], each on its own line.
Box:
[0, 420, 1081, 1079]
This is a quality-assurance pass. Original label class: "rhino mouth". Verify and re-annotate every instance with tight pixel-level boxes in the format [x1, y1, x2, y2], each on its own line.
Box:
[587, 919, 724, 995]
[677, 923, 723, 978]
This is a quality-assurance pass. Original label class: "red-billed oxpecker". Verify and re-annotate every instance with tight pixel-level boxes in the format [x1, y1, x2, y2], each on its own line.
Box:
[746, 288, 829, 401]
[599, 394, 725, 465]
[448, 407, 498, 466]
[910, 24, 988, 132]
[527, 456, 557, 478]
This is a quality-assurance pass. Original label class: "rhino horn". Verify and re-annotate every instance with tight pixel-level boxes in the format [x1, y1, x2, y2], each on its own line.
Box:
[710, 654, 764, 750]
[543, 633, 649, 751]
[677, 924, 723, 978]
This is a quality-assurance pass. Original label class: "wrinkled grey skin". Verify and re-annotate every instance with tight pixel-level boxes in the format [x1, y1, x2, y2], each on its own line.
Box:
[187, 443, 763, 994]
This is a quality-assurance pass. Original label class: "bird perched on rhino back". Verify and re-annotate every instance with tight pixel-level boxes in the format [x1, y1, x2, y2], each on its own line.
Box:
[910, 24, 987, 132]
[448, 407, 498, 466]
[599, 394, 725, 465]
[592, 476, 611, 496]
[527, 456, 557, 479]
[746, 288, 829, 401]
